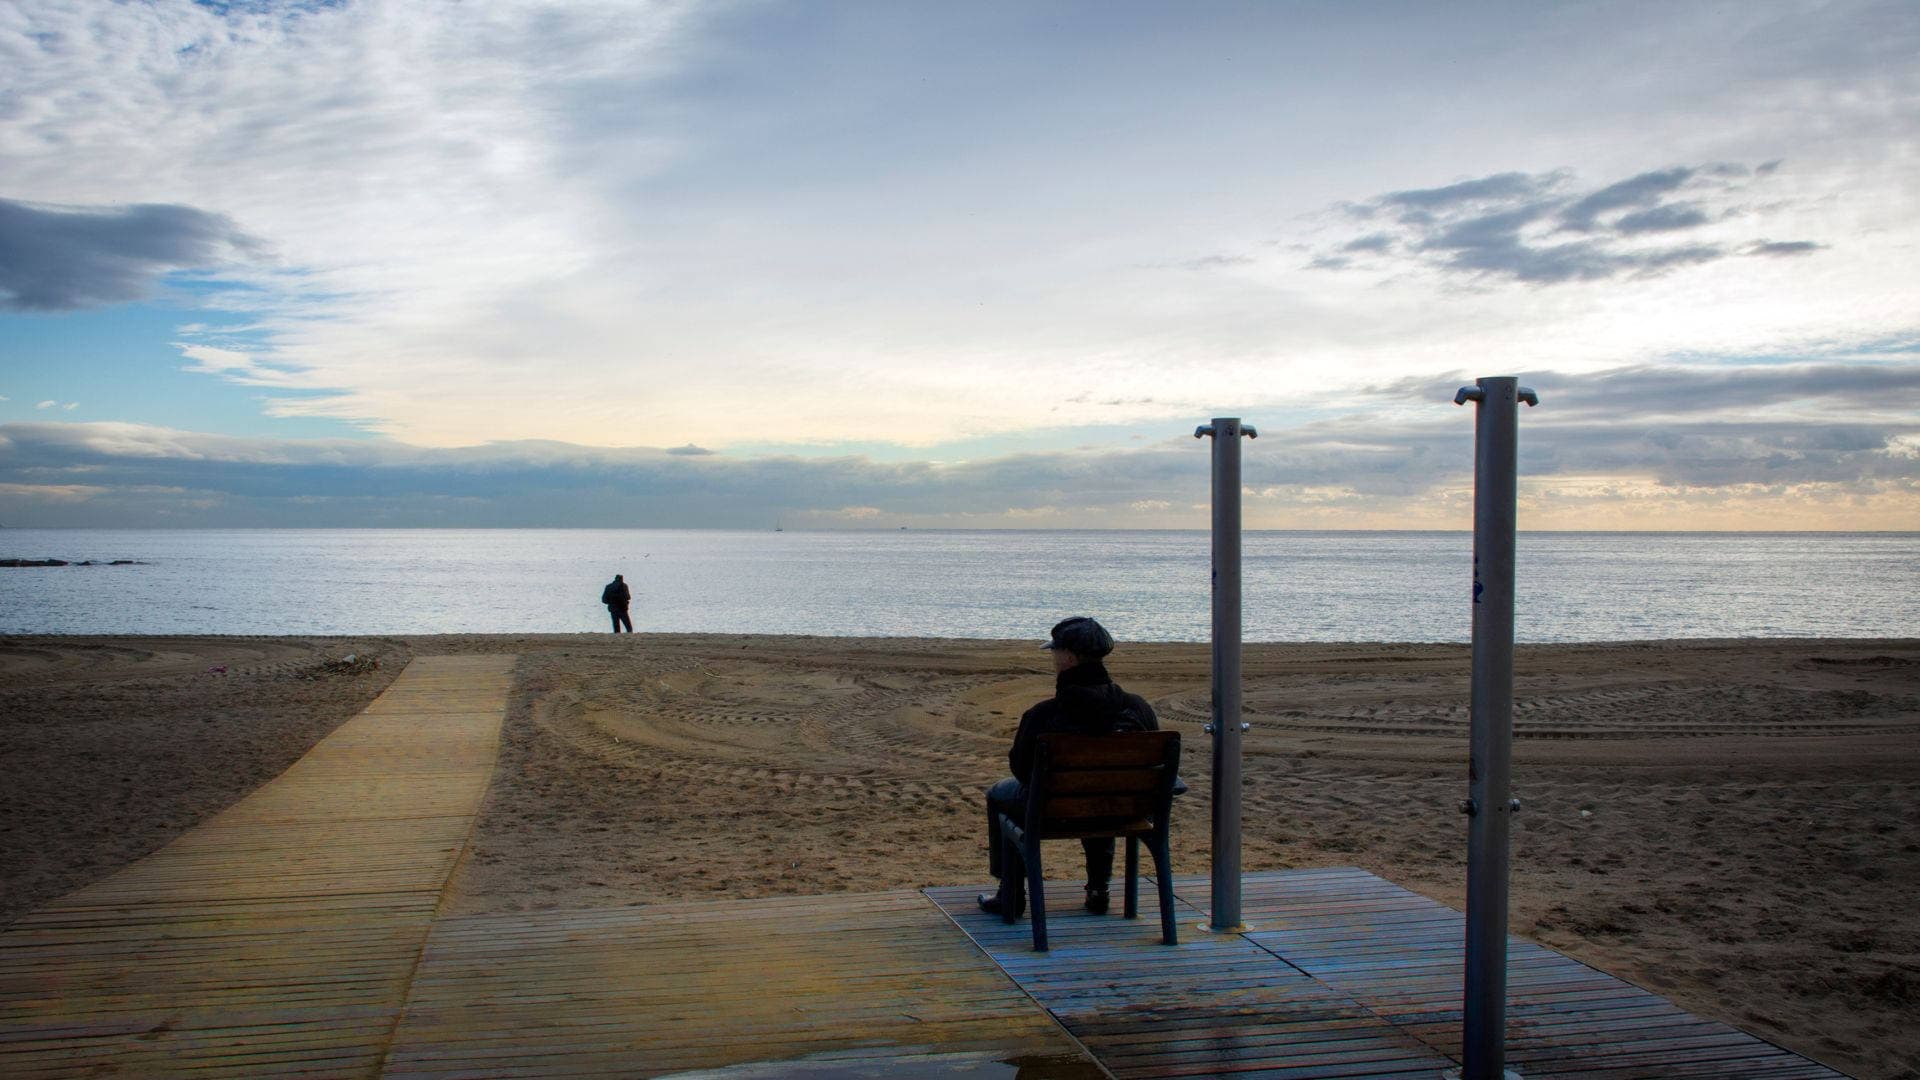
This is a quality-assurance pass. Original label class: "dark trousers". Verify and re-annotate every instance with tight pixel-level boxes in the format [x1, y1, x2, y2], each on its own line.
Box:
[984, 776, 1113, 891]
[609, 606, 633, 632]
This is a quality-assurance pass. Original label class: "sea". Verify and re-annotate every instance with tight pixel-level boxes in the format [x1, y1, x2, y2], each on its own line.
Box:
[0, 529, 1914, 642]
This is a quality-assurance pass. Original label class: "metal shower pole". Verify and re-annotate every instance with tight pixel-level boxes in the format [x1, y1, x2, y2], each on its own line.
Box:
[1195, 416, 1256, 933]
[1452, 376, 1537, 1080]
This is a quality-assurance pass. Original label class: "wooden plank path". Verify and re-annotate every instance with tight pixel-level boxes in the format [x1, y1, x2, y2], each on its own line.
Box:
[929, 876, 1454, 1079]
[928, 868, 1850, 1079]
[382, 893, 1102, 1078]
[0, 654, 517, 1079]
[1236, 868, 1847, 1079]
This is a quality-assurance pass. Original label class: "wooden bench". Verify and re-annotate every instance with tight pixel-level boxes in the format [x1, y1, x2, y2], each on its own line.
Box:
[995, 730, 1181, 951]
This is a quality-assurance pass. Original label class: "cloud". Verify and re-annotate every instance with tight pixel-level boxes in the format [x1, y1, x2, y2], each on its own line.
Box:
[1374, 361, 1920, 420]
[666, 444, 715, 456]
[3, 390, 1914, 528]
[1746, 240, 1824, 257]
[0, 198, 260, 311]
[1, 2, 1913, 456]
[178, 345, 263, 377]
[34, 401, 55, 410]
[1376, 171, 1556, 215]
[1613, 204, 1711, 234]
[0, 481, 104, 503]
[1135, 253, 1257, 271]
[1314, 164, 1824, 286]
[1177, 254, 1255, 271]
[1557, 166, 1697, 232]
[0, 0, 727, 443]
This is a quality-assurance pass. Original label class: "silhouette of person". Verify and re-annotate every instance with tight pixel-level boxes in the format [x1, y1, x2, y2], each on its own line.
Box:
[601, 573, 633, 633]
[978, 616, 1160, 920]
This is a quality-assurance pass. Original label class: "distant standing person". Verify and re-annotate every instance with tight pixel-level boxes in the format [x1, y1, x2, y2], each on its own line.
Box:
[601, 573, 633, 633]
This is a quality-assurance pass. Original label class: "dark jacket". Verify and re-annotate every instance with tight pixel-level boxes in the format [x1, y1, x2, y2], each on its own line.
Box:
[601, 579, 631, 609]
[1008, 659, 1158, 781]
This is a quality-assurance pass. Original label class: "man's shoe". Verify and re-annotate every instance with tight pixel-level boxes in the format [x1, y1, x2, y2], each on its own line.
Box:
[1084, 885, 1110, 915]
[977, 892, 1024, 921]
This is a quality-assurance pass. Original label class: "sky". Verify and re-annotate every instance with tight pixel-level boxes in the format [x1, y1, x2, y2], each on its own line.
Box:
[1, 0, 1916, 530]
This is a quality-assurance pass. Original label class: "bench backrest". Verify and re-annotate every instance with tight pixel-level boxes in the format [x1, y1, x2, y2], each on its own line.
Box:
[1026, 731, 1181, 834]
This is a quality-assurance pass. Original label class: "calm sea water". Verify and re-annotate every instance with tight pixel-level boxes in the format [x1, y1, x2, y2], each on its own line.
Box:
[0, 529, 1914, 642]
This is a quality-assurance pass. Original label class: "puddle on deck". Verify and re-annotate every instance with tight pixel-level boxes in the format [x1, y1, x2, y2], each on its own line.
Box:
[660, 1051, 1106, 1079]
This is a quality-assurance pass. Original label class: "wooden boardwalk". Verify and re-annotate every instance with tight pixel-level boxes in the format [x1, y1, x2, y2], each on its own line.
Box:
[0, 655, 516, 1079]
[928, 869, 1849, 1079]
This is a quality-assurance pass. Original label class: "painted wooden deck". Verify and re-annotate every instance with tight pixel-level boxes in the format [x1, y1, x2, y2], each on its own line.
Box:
[0, 654, 516, 1078]
[383, 892, 1100, 1078]
[0, 654, 1854, 1078]
[928, 869, 1849, 1079]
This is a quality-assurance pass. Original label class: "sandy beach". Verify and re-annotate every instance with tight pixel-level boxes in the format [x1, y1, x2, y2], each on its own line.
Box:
[3, 633, 1916, 1079]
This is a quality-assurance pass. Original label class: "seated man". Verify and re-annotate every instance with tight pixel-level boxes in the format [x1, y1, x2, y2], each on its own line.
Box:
[979, 616, 1159, 919]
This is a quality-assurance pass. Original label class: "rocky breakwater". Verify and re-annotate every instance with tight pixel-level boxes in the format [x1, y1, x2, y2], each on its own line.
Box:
[0, 558, 148, 567]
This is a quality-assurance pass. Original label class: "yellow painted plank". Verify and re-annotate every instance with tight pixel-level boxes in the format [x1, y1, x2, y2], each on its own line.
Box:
[383, 892, 1099, 1078]
[0, 655, 515, 1079]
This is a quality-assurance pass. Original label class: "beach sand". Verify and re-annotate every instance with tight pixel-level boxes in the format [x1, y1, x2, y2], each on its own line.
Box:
[3, 633, 1916, 1079]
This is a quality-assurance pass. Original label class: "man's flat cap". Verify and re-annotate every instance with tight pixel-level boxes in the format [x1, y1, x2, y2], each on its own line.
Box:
[1042, 616, 1114, 658]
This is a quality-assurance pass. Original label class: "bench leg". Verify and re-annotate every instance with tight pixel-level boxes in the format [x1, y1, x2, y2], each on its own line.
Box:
[1026, 841, 1049, 951]
[1124, 836, 1140, 919]
[1150, 832, 1178, 946]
